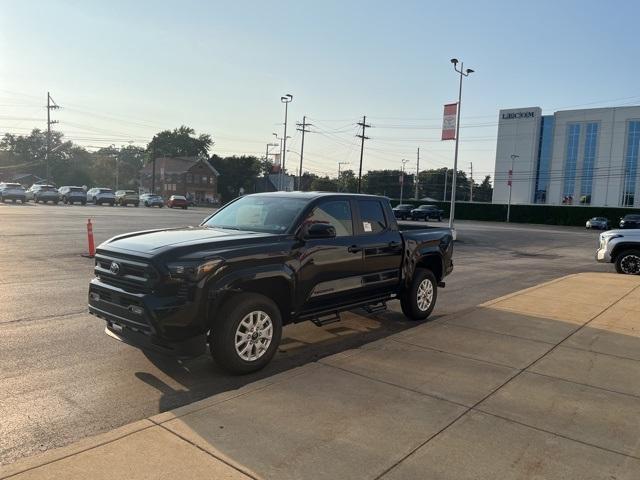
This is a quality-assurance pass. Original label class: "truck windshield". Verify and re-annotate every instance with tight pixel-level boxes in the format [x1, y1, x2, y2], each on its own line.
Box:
[204, 196, 307, 233]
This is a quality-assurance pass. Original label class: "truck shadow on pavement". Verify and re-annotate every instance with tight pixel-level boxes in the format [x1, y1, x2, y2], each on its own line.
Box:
[135, 306, 438, 414]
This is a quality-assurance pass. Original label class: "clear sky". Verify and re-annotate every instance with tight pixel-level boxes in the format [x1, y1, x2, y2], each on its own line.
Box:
[2, 0, 640, 182]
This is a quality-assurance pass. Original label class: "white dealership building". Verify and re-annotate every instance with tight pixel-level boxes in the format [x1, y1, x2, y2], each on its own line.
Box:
[492, 105, 640, 207]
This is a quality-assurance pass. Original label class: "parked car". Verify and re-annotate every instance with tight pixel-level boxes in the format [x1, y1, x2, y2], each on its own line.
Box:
[26, 184, 59, 204]
[89, 192, 454, 374]
[87, 188, 116, 206]
[0, 182, 26, 203]
[140, 193, 164, 208]
[411, 204, 444, 222]
[167, 195, 188, 209]
[596, 229, 640, 275]
[115, 190, 140, 207]
[619, 214, 640, 229]
[392, 204, 414, 220]
[585, 217, 609, 230]
[58, 186, 87, 205]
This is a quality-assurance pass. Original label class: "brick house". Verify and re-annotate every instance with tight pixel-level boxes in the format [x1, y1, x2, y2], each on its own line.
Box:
[140, 157, 220, 204]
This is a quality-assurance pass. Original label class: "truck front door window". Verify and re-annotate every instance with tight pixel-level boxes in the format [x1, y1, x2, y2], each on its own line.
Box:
[303, 200, 353, 236]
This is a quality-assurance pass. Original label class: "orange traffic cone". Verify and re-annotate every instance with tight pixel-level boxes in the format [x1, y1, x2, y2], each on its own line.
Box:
[84, 219, 96, 258]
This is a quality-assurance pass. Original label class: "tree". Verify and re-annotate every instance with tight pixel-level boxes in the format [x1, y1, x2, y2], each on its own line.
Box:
[310, 176, 338, 191]
[337, 169, 358, 192]
[210, 154, 262, 202]
[146, 126, 212, 161]
[473, 175, 493, 202]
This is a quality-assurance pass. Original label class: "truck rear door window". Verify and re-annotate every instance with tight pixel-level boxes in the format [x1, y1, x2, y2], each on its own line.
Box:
[357, 200, 387, 234]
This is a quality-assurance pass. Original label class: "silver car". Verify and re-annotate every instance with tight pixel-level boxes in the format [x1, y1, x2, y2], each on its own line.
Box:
[0, 182, 27, 203]
[86, 187, 116, 206]
[26, 184, 60, 204]
[586, 217, 609, 230]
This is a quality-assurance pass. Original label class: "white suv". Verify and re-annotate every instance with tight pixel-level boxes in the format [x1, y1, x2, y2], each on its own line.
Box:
[596, 229, 640, 275]
[86, 188, 116, 206]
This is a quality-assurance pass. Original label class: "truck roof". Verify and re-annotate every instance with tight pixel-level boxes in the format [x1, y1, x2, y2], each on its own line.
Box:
[249, 191, 386, 200]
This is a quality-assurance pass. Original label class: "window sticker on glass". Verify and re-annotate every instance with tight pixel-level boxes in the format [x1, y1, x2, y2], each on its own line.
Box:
[363, 221, 372, 232]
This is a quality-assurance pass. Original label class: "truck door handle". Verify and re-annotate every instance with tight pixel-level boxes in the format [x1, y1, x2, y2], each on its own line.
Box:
[348, 245, 362, 253]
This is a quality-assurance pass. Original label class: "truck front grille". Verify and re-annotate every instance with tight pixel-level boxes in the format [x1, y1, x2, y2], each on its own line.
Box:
[95, 252, 158, 293]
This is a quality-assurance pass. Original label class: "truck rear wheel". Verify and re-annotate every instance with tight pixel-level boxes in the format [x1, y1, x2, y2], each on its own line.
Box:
[400, 268, 437, 320]
[209, 293, 282, 374]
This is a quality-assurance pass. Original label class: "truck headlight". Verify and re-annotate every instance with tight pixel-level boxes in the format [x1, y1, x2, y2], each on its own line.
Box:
[167, 258, 223, 281]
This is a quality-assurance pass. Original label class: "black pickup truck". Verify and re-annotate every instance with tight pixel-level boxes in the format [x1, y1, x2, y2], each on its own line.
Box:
[88, 192, 454, 374]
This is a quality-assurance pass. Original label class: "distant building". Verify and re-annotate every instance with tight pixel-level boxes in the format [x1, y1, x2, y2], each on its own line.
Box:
[140, 157, 220, 203]
[493, 105, 640, 207]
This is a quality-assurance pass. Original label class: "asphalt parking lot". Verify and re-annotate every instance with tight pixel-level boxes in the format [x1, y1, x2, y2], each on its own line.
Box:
[0, 202, 612, 466]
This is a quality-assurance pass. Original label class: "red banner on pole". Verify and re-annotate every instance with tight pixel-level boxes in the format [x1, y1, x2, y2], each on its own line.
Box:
[507, 169, 513, 186]
[441, 103, 457, 140]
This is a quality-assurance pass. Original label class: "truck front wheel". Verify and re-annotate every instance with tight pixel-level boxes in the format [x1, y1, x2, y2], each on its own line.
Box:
[209, 293, 283, 374]
[615, 249, 640, 275]
[400, 268, 438, 320]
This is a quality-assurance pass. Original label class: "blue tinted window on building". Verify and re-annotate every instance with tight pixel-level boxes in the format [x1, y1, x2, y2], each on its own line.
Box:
[580, 123, 598, 204]
[534, 115, 554, 203]
[623, 121, 640, 206]
[562, 123, 580, 203]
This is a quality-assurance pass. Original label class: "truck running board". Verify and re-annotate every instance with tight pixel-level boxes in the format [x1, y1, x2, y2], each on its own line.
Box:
[363, 302, 387, 314]
[311, 312, 341, 327]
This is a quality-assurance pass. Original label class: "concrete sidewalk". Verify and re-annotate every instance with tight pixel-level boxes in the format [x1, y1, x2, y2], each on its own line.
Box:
[2, 272, 640, 479]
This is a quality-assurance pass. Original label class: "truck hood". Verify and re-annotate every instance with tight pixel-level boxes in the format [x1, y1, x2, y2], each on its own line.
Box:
[102, 227, 275, 255]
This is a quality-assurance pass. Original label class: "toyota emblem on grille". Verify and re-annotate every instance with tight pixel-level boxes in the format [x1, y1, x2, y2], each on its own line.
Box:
[109, 262, 121, 275]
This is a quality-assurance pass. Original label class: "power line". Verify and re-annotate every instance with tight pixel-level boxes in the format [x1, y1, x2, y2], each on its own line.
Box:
[46, 91, 60, 183]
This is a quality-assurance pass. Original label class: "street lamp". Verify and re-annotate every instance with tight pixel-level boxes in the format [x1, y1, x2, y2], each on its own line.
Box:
[448, 58, 474, 229]
[399, 159, 409, 204]
[280, 94, 293, 191]
[507, 154, 519, 222]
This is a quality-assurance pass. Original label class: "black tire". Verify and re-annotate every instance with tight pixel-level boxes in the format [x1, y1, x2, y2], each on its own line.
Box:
[145, 202, 149, 207]
[615, 249, 640, 275]
[93, 198, 98, 205]
[182, 206, 187, 210]
[400, 268, 438, 321]
[209, 292, 282, 374]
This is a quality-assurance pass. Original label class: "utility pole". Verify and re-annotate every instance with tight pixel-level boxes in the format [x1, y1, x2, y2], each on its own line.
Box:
[415, 147, 420, 199]
[337, 162, 349, 192]
[400, 159, 409, 204]
[356, 116, 370, 193]
[280, 94, 293, 191]
[469, 162, 473, 202]
[296, 116, 312, 190]
[443, 169, 448, 201]
[46, 92, 60, 183]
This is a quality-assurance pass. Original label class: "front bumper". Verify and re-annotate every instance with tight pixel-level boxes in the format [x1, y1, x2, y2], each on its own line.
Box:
[88, 277, 207, 358]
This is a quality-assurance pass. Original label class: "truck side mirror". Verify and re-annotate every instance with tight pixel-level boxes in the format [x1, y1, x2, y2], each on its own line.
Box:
[303, 223, 336, 239]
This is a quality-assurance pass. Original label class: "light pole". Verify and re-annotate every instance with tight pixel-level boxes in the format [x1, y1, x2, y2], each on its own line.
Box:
[399, 159, 409, 204]
[265, 142, 278, 191]
[338, 161, 350, 192]
[507, 154, 519, 222]
[449, 58, 474, 229]
[280, 94, 293, 191]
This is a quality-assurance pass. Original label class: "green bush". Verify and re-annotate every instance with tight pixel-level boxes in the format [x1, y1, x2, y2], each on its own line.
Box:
[390, 200, 639, 227]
